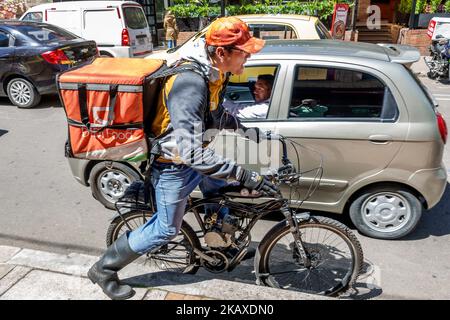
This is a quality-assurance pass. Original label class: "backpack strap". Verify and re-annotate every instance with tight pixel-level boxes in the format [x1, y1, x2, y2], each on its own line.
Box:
[140, 60, 212, 177]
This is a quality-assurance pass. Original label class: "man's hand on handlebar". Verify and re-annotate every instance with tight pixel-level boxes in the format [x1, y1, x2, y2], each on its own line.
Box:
[237, 169, 279, 197]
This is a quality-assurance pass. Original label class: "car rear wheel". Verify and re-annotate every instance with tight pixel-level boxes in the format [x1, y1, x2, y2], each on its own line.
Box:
[89, 162, 141, 210]
[6, 78, 41, 108]
[349, 185, 423, 240]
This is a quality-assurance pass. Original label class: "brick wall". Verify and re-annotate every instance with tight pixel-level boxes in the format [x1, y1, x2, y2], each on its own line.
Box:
[390, 24, 404, 43]
[398, 29, 432, 55]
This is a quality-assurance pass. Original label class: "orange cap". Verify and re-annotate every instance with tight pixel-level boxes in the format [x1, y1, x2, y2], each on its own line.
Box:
[205, 17, 265, 54]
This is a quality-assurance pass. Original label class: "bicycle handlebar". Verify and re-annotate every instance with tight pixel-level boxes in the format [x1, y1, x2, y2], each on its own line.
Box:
[264, 131, 290, 166]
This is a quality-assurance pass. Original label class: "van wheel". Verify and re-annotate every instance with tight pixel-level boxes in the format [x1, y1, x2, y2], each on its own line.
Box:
[349, 186, 422, 240]
[89, 162, 141, 210]
[7, 78, 41, 108]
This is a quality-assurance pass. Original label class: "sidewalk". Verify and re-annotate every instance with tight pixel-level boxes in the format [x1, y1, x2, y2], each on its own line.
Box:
[0, 245, 329, 300]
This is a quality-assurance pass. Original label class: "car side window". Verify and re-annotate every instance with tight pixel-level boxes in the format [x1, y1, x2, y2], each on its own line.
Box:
[22, 12, 43, 22]
[288, 65, 398, 120]
[248, 24, 298, 40]
[0, 31, 11, 47]
[223, 65, 279, 121]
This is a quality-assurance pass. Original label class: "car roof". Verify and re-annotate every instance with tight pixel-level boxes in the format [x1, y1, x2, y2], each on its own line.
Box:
[21, 1, 138, 10]
[257, 40, 392, 62]
[235, 14, 316, 22]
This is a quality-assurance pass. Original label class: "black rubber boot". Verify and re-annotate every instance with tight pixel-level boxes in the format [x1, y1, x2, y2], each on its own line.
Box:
[87, 233, 140, 300]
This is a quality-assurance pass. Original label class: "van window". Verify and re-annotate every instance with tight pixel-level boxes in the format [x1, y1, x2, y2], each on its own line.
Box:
[288, 66, 398, 120]
[248, 24, 297, 40]
[22, 12, 43, 22]
[315, 21, 332, 39]
[14, 24, 77, 44]
[123, 6, 148, 29]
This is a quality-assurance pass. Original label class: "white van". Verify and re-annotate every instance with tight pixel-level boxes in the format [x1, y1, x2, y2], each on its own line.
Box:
[20, 1, 153, 58]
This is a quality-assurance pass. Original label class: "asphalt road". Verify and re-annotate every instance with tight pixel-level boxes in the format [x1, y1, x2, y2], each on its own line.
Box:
[0, 60, 449, 299]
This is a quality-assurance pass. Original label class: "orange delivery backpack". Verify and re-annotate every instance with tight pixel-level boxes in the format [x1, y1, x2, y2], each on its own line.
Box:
[57, 57, 207, 163]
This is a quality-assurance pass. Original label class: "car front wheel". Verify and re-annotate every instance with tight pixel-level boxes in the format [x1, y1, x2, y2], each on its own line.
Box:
[7, 78, 41, 108]
[349, 185, 423, 240]
[89, 162, 141, 210]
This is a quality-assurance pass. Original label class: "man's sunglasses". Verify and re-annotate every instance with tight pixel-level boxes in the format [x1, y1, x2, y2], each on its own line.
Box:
[224, 46, 248, 54]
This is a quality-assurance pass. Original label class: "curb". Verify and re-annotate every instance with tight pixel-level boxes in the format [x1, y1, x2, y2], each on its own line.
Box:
[0, 245, 331, 300]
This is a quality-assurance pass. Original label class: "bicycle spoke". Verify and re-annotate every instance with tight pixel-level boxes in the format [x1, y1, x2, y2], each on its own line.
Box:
[264, 221, 358, 296]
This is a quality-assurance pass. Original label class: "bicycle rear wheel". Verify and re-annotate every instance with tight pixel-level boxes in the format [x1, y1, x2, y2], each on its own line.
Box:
[256, 216, 363, 296]
[106, 210, 201, 274]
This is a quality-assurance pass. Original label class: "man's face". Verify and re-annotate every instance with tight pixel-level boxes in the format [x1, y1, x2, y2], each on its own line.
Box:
[254, 79, 271, 103]
[220, 47, 250, 75]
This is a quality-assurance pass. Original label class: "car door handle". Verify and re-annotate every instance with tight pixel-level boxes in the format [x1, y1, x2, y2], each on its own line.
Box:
[369, 134, 392, 144]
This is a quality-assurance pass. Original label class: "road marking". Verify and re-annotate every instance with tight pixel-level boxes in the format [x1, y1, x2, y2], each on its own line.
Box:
[433, 94, 450, 96]
[436, 98, 450, 101]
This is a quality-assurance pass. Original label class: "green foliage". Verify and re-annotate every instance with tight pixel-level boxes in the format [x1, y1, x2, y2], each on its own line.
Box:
[415, 0, 426, 14]
[168, 0, 354, 20]
[398, 0, 437, 14]
[445, 0, 450, 13]
[430, 0, 442, 13]
[398, 0, 411, 14]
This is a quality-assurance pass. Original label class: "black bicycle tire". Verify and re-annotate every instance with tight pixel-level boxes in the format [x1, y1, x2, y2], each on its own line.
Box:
[106, 210, 201, 274]
[256, 215, 364, 297]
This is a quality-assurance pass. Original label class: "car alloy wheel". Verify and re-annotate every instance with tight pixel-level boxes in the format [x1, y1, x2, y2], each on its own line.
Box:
[11, 81, 31, 105]
[6, 78, 41, 108]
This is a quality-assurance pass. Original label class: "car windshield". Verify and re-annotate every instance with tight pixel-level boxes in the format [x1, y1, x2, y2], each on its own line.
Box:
[14, 24, 78, 43]
[123, 6, 148, 29]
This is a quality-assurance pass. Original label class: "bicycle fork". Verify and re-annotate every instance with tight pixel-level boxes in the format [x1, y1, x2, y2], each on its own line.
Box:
[281, 206, 312, 268]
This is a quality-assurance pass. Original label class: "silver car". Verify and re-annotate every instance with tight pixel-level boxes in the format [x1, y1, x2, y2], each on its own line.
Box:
[68, 40, 447, 240]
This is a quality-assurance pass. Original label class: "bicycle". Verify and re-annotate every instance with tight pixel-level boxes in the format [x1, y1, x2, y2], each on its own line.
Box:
[106, 134, 364, 297]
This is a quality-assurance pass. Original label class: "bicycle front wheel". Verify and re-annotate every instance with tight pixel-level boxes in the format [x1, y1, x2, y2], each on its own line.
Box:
[256, 216, 363, 296]
[107, 210, 201, 274]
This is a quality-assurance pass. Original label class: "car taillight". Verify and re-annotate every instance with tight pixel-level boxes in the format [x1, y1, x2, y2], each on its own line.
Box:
[436, 112, 447, 144]
[41, 49, 71, 65]
[122, 29, 130, 46]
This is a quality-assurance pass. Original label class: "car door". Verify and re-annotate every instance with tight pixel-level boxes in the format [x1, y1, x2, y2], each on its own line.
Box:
[276, 60, 407, 211]
[210, 61, 288, 174]
[0, 29, 15, 96]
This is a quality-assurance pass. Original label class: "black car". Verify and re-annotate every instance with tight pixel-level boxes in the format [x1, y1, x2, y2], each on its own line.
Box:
[0, 20, 97, 108]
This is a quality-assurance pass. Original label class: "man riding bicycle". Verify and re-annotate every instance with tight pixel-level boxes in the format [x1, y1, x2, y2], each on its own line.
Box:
[88, 17, 279, 300]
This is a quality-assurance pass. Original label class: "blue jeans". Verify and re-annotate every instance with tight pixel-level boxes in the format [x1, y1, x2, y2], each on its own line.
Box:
[128, 162, 227, 254]
[167, 40, 177, 49]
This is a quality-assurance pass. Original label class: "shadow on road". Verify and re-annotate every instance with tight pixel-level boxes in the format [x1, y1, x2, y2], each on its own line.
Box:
[0, 128, 8, 138]
[122, 239, 382, 300]
[0, 95, 61, 109]
[402, 182, 450, 241]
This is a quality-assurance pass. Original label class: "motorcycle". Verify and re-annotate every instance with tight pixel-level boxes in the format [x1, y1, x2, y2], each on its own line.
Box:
[425, 34, 450, 81]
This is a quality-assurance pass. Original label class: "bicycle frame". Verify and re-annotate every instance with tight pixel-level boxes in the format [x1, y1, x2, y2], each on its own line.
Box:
[185, 194, 312, 270]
